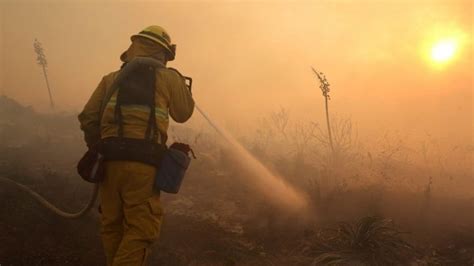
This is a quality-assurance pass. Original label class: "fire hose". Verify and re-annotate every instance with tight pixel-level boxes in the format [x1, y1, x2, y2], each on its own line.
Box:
[0, 176, 99, 219]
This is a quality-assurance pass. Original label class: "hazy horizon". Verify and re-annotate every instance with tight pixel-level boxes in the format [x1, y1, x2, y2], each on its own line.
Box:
[0, 0, 472, 144]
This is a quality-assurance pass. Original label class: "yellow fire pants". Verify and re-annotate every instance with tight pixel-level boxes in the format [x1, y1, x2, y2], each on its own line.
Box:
[99, 161, 163, 266]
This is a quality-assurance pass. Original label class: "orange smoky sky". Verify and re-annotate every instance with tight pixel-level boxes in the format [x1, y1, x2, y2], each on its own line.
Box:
[0, 0, 472, 143]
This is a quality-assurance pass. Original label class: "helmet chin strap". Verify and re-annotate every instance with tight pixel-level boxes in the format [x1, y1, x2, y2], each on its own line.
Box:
[169, 44, 177, 59]
[150, 51, 167, 65]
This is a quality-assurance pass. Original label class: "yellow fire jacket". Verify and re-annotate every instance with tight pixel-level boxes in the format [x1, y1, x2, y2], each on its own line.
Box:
[78, 38, 195, 147]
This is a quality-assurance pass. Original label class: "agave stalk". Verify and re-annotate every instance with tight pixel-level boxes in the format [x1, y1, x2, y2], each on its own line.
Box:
[311, 67, 334, 153]
[34, 39, 54, 110]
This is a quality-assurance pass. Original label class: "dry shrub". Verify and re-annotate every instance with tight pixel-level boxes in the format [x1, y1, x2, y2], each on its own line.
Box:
[301, 216, 416, 265]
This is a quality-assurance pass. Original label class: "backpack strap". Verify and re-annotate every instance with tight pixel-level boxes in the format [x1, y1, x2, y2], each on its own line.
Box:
[114, 64, 156, 141]
[100, 58, 166, 143]
[99, 58, 165, 123]
[144, 83, 158, 142]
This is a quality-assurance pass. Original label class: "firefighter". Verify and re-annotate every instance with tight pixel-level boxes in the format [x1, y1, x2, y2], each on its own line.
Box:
[78, 25, 194, 265]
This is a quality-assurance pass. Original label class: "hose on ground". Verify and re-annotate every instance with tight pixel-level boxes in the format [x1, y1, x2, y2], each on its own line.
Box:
[0, 176, 98, 219]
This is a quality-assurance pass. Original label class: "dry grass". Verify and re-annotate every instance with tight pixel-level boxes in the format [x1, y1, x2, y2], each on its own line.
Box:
[300, 216, 416, 265]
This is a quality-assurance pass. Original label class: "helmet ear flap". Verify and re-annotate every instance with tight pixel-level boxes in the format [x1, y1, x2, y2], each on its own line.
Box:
[168, 44, 177, 61]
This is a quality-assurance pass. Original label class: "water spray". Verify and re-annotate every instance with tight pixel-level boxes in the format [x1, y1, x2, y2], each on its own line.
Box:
[195, 105, 308, 210]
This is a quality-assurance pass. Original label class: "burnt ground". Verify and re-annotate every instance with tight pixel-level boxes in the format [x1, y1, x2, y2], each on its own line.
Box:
[1, 171, 473, 266]
[0, 171, 306, 266]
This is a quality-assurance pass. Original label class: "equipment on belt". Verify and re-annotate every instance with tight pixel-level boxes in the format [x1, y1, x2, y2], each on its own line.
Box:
[155, 142, 195, 194]
[77, 144, 105, 183]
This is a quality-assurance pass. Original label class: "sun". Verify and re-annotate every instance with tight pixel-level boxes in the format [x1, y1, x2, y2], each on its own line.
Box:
[430, 38, 458, 63]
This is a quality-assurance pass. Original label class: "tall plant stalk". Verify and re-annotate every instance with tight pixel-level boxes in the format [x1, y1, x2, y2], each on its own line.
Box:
[34, 39, 55, 110]
[311, 67, 334, 153]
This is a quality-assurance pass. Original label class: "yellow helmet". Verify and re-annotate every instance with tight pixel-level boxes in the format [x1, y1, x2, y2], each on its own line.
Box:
[132, 25, 176, 61]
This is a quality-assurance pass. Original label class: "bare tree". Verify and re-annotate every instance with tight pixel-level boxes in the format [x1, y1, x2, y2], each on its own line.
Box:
[311, 67, 333, 153]
[34, 39, 54, 110]
[253, 117, 274, 155]
[270, 107, 290, 141]
[292, 121, 316, 157]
